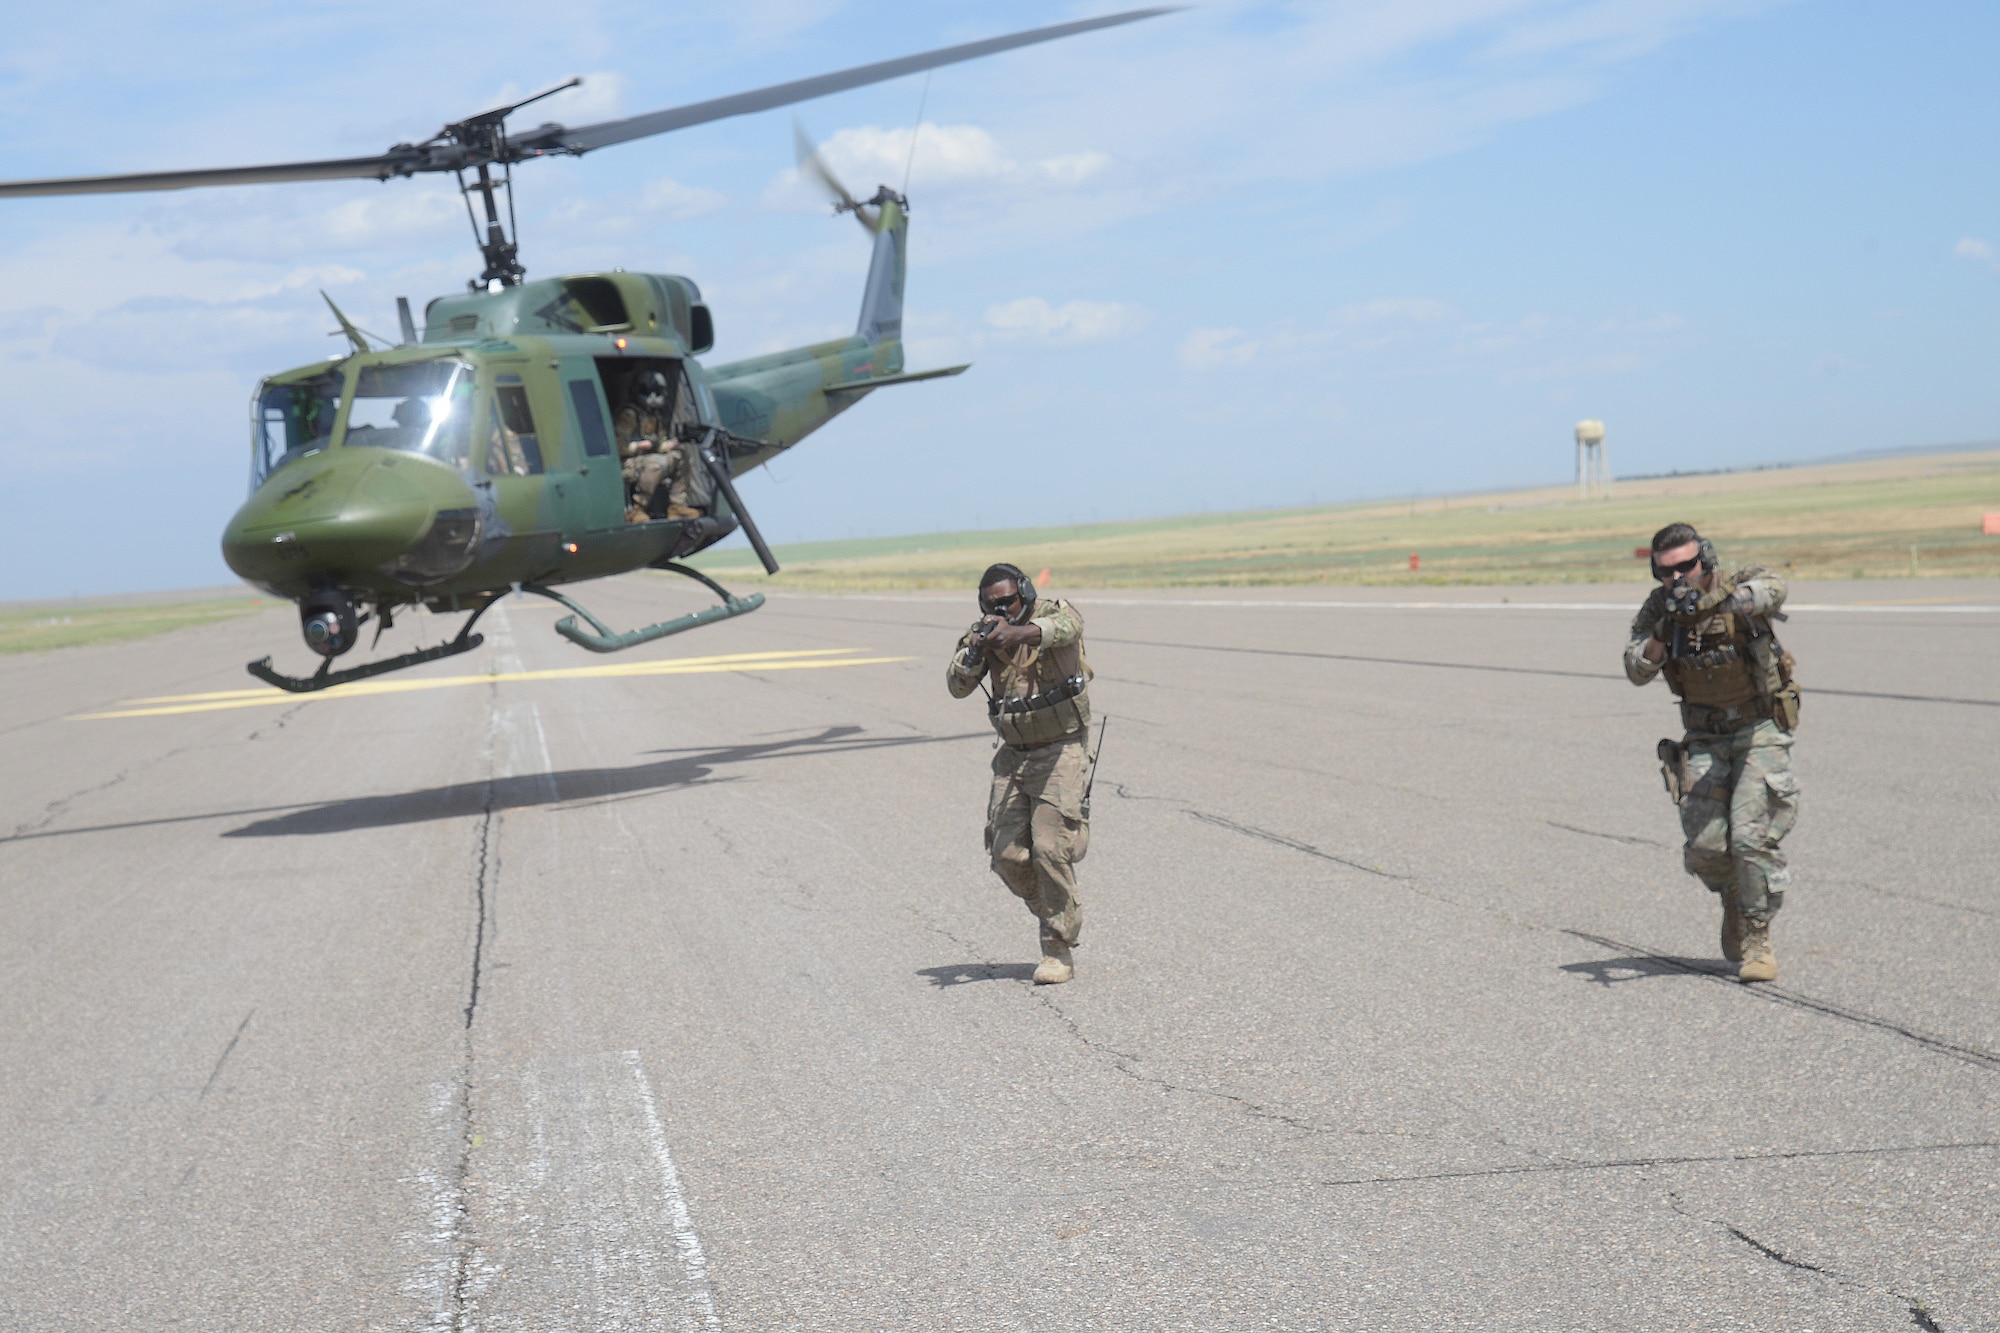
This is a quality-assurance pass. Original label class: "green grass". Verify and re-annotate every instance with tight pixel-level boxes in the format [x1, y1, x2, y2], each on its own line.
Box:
[691, 449, 2000, 590]
[0, 597, 267, 655]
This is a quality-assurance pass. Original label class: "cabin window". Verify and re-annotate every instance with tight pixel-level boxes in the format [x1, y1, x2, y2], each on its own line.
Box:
[252, 370, 343, 487]
[567, 379, 613, 457]
[344, 360, 475, 465]
[560, 277, 631, 333]
[483, 376, 544, 476]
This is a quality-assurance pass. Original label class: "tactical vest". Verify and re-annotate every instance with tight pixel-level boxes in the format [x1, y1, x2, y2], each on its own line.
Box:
[1661, 576, 1797, 730]
[615, 408, 669, 459]
[988, 625, 1092, 747]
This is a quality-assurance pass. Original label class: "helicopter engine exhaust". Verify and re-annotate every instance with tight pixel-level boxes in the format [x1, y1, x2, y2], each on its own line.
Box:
[299, 589, 362, 658]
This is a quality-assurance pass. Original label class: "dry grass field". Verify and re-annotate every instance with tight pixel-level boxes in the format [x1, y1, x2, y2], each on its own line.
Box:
[5, 450, 1994, 657]
[0, 593, 264, 655]
[693, 447, 2000, 590]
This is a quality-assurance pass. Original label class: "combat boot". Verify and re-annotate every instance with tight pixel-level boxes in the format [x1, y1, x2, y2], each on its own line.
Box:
[1034, 939, 1074, 986]
[1720, 894, 1746, 963]
[1737, 923, 1777, 983]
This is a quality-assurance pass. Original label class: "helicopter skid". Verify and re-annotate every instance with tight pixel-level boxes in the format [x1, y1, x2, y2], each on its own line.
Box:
[247, 633, 487, 693]
[526, 566, 764, 653]
[247, 591, 502, 692]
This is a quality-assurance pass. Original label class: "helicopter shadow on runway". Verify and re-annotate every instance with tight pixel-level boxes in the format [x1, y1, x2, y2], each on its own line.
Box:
[222, 725, 985, 839]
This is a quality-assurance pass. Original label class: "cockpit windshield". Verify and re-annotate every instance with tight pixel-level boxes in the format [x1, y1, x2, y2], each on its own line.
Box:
[251, 370, 342, 490]
[342, 360, 476, 465]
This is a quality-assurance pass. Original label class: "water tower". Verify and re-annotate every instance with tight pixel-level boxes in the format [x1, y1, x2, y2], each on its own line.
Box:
[1574, 419, 1609, 500]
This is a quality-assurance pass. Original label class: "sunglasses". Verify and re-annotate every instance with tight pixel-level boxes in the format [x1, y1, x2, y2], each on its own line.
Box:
[1654, 555, 1701, 577]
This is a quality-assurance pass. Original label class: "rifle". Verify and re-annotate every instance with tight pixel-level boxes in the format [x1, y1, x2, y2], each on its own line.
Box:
[1080, 717, 1109, 820]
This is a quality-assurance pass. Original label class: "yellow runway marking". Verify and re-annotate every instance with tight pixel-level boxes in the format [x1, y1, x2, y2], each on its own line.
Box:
[69, 648, 910, 720]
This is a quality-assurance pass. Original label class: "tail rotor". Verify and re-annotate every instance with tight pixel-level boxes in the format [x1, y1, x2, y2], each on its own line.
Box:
[793, 119, 893, 234]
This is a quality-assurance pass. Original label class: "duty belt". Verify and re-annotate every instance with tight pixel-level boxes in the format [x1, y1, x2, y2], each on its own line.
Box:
[1679, 696, 1772, 733]
[990, 674, 1086, 718]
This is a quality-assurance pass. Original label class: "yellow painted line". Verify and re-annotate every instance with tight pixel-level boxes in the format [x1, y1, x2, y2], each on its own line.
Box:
[125, 647, 866, 705]
[68, 650, 909, 721]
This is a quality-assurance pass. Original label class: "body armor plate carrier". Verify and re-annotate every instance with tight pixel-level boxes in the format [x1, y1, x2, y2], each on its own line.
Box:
[990, 674, 1091, 748]
[1661, 576, 1799, 732]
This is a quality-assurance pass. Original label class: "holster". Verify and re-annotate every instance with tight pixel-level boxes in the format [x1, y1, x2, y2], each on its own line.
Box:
[1771, 683, 1801, 732]
[1656, 738, 1689, 805]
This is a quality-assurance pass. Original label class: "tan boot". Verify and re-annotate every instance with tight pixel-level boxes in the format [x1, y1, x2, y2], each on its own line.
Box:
[1034, 939, 1074, 986]
[1737, 923, 1777, 983]
[1720, 894, 1746, 963]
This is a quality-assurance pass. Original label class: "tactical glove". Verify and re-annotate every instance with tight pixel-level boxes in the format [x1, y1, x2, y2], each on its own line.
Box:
[1695, 581, 1737, 616]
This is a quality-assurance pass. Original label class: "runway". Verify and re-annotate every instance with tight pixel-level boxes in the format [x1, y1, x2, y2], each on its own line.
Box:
[3, 575, 1996, 1330]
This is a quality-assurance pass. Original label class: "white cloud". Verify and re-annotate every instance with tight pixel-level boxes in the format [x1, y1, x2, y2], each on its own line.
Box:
[165, 187, 465, 265]
[1331, 297, 1454, 327]
[985, 297, 1142, 344]
[769, 122, 1113, 211]
[1180, 296, 1689, 380]
[641, 177, 729, 219]
[1955, 237, 1997, 270]
[1180, 327, 1260, 370]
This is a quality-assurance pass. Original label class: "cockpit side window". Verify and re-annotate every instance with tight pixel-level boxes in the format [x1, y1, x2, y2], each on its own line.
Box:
[251, 370, 343, 489]
[483, 374, 545, 476]
[344, 360, 475, 465]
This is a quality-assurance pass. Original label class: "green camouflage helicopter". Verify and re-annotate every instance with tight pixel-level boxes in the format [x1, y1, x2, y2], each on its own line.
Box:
[0, 9, 1166, 692]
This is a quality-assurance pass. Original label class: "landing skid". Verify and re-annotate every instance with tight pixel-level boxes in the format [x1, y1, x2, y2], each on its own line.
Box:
[245, 565, 763, 691]
[247, 594, 502, 693]
[533, 562, 764, 652]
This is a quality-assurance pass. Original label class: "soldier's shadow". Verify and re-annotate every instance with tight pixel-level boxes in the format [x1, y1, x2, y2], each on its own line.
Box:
[1559, 955, 1734, 987]
[917, 962, 1039, 988]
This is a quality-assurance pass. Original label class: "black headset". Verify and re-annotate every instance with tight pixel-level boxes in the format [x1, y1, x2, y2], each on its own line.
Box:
[978, 562, 1038, 615]
[1651, 533, 1717, 580]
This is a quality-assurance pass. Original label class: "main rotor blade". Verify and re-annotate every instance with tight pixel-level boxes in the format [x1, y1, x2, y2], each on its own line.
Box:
[0, 152, 426, 199]
[0, 8, 1175, 201]
[548, 8, 1175, 155]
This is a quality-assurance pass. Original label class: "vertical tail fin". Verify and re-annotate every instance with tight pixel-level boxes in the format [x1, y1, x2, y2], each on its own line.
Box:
[856, 190, 907, 350]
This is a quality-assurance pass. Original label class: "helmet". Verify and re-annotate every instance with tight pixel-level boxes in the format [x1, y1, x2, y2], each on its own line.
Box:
[631, 369, 672, 413]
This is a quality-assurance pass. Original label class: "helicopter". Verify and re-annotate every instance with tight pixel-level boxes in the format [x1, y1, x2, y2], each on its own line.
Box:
[0, 9, 1168, 693]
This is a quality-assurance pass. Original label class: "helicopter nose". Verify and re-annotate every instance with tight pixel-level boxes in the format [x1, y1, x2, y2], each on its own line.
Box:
[223, 453, 464, 590]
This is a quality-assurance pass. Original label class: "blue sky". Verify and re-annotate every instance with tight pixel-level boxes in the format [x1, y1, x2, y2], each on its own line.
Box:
[1, 0, 1995, 598]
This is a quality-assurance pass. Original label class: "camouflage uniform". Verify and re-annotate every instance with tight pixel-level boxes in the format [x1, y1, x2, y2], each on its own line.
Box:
[615, 405, 698, 519]
[946, 598, 1093, 954]
[1625, 566, 1800, 928]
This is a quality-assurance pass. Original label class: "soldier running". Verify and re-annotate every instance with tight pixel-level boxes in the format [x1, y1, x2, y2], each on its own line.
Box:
[1626, 523, 1802, 982]
[947, 564, 1094, 985]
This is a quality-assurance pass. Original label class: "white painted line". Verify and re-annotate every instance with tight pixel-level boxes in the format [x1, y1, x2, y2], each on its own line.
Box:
[627, 1050, 722, 1332]
[764, 591, 2000, 615]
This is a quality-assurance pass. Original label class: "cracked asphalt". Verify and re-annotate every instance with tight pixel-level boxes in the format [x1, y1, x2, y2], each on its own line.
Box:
[2, 575, 1996, 1331]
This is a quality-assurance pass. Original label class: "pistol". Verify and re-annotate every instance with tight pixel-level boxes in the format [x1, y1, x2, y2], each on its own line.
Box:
[1656, 738, 1689, 804]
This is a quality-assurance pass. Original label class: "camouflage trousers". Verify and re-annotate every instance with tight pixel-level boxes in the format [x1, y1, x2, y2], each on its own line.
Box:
[622, 447, 698, 518]
[1679, 719, 1799, 924]
[986, 735, 1090, 947]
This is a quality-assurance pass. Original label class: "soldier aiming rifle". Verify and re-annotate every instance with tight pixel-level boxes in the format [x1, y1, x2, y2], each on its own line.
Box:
[947, 564, 1096, 985]
[1626, 524, 1802, 982]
